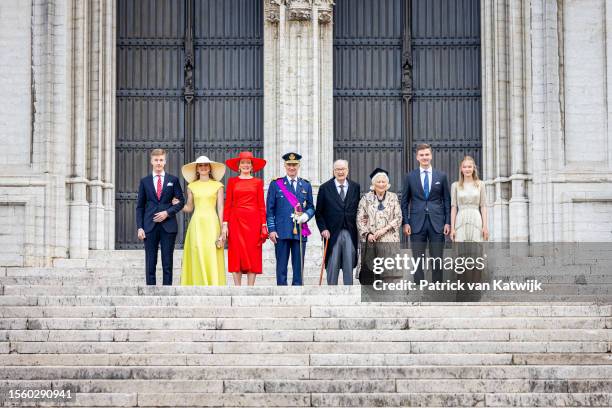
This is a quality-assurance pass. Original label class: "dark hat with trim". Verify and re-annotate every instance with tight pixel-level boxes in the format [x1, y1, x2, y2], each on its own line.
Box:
[282, 152, 302, 164]
[369, 167, 389, 180]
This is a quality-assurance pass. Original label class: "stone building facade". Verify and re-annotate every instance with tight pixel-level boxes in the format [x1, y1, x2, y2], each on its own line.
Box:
[0, 0, 611, 267]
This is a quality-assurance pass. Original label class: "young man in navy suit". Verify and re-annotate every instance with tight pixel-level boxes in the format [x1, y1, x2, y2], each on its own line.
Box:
[136, 149, 185, 285]
[401, 143, 451, 283]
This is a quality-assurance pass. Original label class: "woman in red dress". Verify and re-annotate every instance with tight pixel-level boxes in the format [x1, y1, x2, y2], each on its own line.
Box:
[221, 152, 268, 286]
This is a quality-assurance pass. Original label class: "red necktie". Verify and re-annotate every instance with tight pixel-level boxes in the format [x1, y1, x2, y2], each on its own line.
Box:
[156, 175, 162, 200]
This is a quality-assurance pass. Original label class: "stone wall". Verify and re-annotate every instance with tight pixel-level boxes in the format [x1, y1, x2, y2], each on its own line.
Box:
[0, 0, 115, 266]
[529, 0, 612, 242]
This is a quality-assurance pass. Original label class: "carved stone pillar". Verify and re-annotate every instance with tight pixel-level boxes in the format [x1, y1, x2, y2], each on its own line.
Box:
[88, 0, 106, 250]
[103, 0, 116, 250]
[482, 0, 511, 241]
[507, 0, 530, 242]
[263, 0, 334, 186]
[68, 0, 90, 259]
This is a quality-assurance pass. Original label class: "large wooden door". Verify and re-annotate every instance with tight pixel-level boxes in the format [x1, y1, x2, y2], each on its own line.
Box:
[116, 0, 263, 249]
[116, 0, 187, 249]
[333, 0, 405, 191]
[411, 0, 481, 183]
[333, 0, 481, 191]
[192, 0, 263, 162]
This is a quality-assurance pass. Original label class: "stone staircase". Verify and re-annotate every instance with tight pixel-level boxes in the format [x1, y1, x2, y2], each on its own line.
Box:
[0, 250, 611, 407]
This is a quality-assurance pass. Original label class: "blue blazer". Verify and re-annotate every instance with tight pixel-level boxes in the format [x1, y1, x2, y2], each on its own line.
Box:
[400, 168, 451, 234]
[136, 173, 185, 234]
[266, 176, 315, 241]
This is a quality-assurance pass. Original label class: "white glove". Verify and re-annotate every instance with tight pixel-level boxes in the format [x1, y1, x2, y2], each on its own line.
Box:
[290, 213, 309, 224]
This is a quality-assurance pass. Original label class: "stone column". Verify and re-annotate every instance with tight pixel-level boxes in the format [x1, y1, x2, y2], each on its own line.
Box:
[528, 0, 563, 241]
[103, 0, 116, 250]
[88, 0, 106, 250]
[482, 0, 511, 241]
[86, 0, 116, 250]
[316, 0, 334, 185]
[68, 0, 90, 259]
[32, 0, 71, 264]
[507, 0, 530, 241]
[263, 0, 334, 186]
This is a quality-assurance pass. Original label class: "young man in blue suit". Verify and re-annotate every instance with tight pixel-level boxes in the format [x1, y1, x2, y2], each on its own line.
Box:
[266, 152, 315, 285]
[136, 148, 185, 285]
[401, 143, 451, 283]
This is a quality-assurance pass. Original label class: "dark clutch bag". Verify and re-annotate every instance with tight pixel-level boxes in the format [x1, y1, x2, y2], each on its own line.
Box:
[359, 239, 378, 285]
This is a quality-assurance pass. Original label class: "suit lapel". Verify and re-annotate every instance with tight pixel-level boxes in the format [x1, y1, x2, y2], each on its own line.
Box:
[430, 170, 438, 196]
[145, 175, 156, 201]
[160, 176, 170, 201]
[348, 180, 357, 203]
[414, 170, 425, 199]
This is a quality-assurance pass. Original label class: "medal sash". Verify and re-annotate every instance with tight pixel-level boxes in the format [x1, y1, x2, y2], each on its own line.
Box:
[276, 179, 311, 237]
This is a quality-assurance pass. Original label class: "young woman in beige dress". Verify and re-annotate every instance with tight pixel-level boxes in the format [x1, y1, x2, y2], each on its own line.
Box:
[450, 156, 489, 242]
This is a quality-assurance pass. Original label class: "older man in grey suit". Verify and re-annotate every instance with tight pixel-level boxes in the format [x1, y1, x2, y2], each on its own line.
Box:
[315, 160, 361, 285]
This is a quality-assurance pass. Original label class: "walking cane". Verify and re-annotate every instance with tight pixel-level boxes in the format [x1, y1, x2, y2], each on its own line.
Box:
[319, 237, 329, 286]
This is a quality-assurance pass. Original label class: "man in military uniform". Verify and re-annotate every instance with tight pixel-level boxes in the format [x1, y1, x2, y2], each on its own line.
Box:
[266, 153, 315, 285]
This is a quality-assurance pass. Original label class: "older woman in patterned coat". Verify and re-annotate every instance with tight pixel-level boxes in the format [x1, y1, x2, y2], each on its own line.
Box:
[357, 168, 402, 243]
[356, 168, 402, 283]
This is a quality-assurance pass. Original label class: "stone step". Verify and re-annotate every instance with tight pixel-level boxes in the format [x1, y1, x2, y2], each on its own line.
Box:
[3, 378, 609, 394]
[53, 249, 323, 268]
[3, 284, 611, 301]
[1, 285, 362, 296]
[1, 293, 607, 310]
[4, 274, 611, 289]
[2, 365, 611, 380]
[135, 392, 313, 407]
[1, 316, 607, 331]
[0, 317, 415, 330]
[2, 391, 611, 407]
[0, 294, 364, 306]
[0, 275, 341, 290]
[0, 305, 609, 318]
[7, 352, 606, 367]
[0, 392, 136, 407]
[0, 353, 310, 366]
[309, 392, 612, 407]
[2, 266, 324, 278]
[3, 340, 608, 355]
[4, 328, 609, 343]
[310, 353, 612, 366]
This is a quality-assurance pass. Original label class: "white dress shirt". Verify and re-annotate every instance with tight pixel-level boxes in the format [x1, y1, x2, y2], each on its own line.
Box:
[334, 178, 348, 196]
[419, 167, 432, 190]
[152, 171, 166, 192]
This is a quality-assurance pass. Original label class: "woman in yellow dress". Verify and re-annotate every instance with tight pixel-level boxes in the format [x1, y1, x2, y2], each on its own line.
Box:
[176, 156, 227, 285]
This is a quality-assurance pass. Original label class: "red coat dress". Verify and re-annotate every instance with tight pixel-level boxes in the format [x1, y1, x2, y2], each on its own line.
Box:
[223, 177, 266, 273]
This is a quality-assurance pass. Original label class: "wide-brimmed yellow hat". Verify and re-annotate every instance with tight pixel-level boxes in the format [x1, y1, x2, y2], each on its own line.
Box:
[181, 156, 226, 182]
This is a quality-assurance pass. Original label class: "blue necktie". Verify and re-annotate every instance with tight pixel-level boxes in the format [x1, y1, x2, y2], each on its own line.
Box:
[423, 170, 430, 200]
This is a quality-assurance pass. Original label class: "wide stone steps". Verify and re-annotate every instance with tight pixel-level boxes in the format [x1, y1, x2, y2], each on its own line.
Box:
[2, 247, 611, 407]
